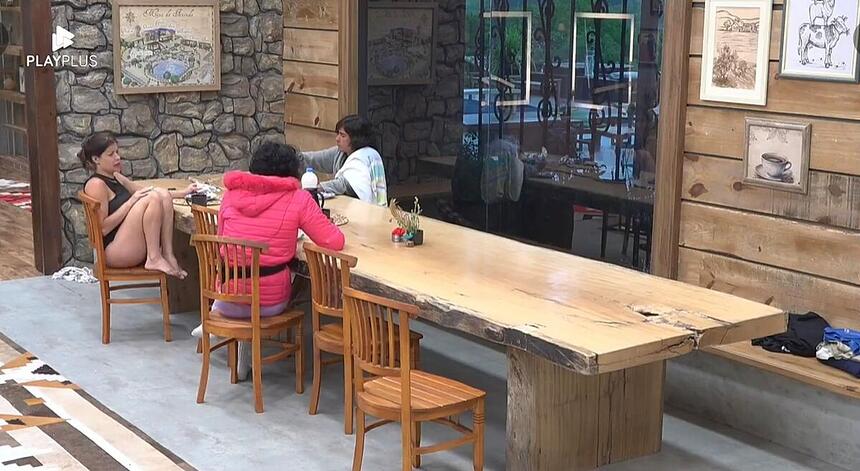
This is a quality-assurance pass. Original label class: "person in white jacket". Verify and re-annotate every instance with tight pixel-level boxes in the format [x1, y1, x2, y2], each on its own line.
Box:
[298, 115, 388, 206]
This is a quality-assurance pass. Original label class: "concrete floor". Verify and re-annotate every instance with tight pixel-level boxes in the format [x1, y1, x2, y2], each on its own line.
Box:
[0, 276, 846, 471]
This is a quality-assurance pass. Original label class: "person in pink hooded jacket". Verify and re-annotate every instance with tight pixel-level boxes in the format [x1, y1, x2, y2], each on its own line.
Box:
[213, 142, 346, 317]
[192, 142, 345, 380]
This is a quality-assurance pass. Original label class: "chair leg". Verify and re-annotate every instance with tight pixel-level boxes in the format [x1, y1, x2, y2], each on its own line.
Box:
[196, 327, 211, 404]
[411, 421, 422, 468]
[252, 335, 264, 413]
[159, 275, 172, 342]
[344, 350, 354, 435]
[228, 340, 238, 384]
[352, 408, 366, 471]
[473, 399, 485, 471]
[295, 323, 304, 394]
[99, 280, 111, 344]
[196, 339, 202, 354]
[309, 342, 322, 415]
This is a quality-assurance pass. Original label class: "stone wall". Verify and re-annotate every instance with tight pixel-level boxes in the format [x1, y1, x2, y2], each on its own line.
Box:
[367, 0, 465, 181]
[54, 0, 285, 265]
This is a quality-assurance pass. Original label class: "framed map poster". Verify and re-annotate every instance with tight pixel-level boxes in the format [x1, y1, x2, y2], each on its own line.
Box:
[113, 0, 221, 94]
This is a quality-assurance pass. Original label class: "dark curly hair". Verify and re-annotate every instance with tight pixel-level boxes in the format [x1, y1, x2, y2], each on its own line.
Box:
[78, 132, 118, 171]
[336, 114, 377, 154]
[249, 142, 301, 178]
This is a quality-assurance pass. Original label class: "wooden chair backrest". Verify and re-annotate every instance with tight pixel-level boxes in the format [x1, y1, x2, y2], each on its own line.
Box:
[303, 242, 358, 319]
[191, 205, 218, 235]
[78, 191, 107, 273]
[343, 286, 419, 382]
[191, 234, 268, 323]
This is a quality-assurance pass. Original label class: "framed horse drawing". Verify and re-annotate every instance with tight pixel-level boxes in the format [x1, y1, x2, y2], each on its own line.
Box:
[779, 0, 860, 82]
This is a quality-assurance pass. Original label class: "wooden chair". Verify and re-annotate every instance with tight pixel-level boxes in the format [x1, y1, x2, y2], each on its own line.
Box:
[303, 242, 422, 435]
[191, 205, 218, 354]
[78, 191, 171, 345]
[191, 234, 305, 413]
[344, 287, 485, 471]
[191, 204, 218, 235]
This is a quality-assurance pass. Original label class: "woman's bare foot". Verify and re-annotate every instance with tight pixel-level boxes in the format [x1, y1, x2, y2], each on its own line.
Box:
[165, 255, 188, 279]
[146, 256, 182, 278]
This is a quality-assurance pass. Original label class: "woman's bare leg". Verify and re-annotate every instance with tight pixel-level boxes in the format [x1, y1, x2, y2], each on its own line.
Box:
[140, 194, 177, 276]
[152, 189, 186, 278]
[104, 198, 150, 268]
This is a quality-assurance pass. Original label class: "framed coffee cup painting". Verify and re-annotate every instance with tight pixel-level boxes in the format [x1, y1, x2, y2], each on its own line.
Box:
[700, 0, 773, 105]
[778, 0, 860, 82]
[743, 118, 811, 194]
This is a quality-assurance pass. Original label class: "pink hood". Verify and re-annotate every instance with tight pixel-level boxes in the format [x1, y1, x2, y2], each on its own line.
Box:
[223, 171, 302, 217]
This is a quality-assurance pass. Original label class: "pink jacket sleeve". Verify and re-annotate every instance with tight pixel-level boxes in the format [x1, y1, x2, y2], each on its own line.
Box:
[298, 192, 345, 251]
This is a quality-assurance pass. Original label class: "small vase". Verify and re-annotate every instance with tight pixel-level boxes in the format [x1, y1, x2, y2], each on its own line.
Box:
[3, 77, 16, 91]
[411, 229, 424, 246]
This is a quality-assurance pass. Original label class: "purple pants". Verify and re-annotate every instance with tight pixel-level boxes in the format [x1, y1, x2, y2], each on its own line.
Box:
[212, 300, 288, 319]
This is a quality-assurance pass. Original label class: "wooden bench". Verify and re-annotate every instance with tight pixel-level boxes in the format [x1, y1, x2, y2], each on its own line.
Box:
[700, 282, 860, 400]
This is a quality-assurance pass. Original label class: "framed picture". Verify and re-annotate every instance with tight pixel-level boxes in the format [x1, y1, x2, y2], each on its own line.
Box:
[112, 0, 221, 95]
[571, 12, 636, 108]
[366, 2, 437, 86]
[743, 118, 811, 194]
[779, 0, 860, 82]
[700, 0, 773, 106]
[482, 10, 532, 107]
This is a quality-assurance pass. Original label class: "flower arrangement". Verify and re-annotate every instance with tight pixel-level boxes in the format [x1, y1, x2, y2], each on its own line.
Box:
[390, 197, 423, 245]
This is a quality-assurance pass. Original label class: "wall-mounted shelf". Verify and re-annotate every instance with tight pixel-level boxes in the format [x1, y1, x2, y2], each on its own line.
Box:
[0, 90, 25, 104]
[0, 6, 21, 13]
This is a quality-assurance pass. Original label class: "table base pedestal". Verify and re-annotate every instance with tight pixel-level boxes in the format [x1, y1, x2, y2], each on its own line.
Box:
[507, 348, 664, 470]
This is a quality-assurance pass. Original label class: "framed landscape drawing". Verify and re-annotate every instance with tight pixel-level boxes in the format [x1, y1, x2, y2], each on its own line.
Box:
[366, 2, 437, 86]
[113, 0, 221, 94]
[779, 0, 860, 82]
[700, 0, 773, 105]
[743, 118, 811, 194]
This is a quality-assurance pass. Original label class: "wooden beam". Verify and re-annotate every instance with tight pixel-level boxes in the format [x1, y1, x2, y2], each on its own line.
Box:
[682, 154, 860, 231]
[284, 93, 339, 130]
[283, 61, 340, 99]
[678, 247, 860, 332]
[22, 0, 61, 274]
[507, 348, 664, 470]
[684, 106, 860, 176]
[679, 202, 860, 285]
[338, 0, 359, 116]
[284, 0, 339, 30]
[651, 0, 692, 279]
[283, 28, 339, 65]
[689, 57, 860, 121]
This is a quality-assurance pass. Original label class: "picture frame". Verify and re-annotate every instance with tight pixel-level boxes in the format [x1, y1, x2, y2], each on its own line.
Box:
[700, 0, 773, 106]
[571, 12, 636, 109]
[743, 117, 811, 194]
[112, 0, 221, 95]
[366, 2, 437, 86]
[482, 10, 532, 107]
[778, 0, 860, 83]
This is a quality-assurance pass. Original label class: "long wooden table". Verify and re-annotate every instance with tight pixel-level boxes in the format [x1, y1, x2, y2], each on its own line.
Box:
[149, 176, 785, 471]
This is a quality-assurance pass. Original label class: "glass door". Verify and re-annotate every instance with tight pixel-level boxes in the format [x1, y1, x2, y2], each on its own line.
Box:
[460, 0, 663, 271]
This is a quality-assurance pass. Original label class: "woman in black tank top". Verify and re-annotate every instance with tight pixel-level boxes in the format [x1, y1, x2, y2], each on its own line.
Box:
[79, 132, 198, 278]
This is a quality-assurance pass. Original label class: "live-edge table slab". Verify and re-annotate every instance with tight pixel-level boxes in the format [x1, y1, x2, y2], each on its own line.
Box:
[149, 176, 785, 471]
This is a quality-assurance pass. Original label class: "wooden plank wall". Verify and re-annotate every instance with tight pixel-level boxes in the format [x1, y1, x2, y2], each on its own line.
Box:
[679, 1, 860, 331]
[283, 0, 347, 151]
